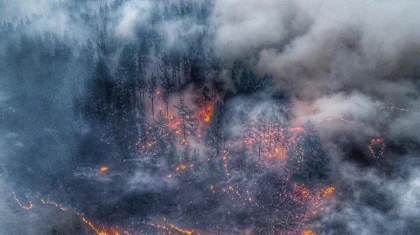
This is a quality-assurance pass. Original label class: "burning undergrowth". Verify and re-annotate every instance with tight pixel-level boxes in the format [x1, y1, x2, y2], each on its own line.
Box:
[3, 84, 337, 234]
[1, 0, 420, 235]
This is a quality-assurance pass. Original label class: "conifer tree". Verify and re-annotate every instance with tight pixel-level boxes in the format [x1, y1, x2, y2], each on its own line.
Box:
[174, 99, 198, 140]
[286, 122, 330, 186]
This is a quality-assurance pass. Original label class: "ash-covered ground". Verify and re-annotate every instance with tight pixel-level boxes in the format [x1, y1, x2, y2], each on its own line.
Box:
[1, 1, 420, 234]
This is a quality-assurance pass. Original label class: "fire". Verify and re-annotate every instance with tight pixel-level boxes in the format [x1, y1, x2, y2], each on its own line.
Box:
[175, 164, 187, 172]
[222, 150, 230, 176]
[167, 164, 189, 178]
[138, 96, 216, 155]
[204, 115, 211, 123]
[82, 217, 124, 235]
[289, 127, 304, 132]
[40, 199, 67, 211]
[292, 184, 336, 223]
[198, 104, 214, 123]
[267, 147, 287, 159]
[102, 91, 339, 233]
[369, 137, 386, 158]
[168, 223, 195, 235]
[241, 125, 301, 161]
[149, 221, 196, 235]
[99, 166, 109, 173]
[302, 230, 315, 235]
[138, 140, 157, 152]
[295, 185, 311, 198]
[166, 114, 188, 146]
[54, 202, 129, 235]
[11, 191, 130, 235]
[13, 192, 33, 210]
[322, 187, 335, 197]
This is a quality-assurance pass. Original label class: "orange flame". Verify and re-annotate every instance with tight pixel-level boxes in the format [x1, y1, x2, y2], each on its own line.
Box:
[99, 166, 109, 173]
[322, 187, 335, 197]
[82, 216, 128, 235]
[198, 105, 214, 123]
[40, 199, 67, 211]
[175, 164, 187, 172]
[302, 230, 315, 235]
[149, 221, 195, 235]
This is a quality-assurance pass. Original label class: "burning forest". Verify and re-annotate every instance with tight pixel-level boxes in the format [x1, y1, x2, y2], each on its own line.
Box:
[1, 0, 420, 234]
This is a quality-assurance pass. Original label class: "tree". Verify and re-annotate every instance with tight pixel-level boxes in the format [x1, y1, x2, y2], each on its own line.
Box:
[245, 113, 271, 159]
[137, 38, 150, 101]
[148, 75, 157, 120]
[142, 111, 174, 156]
[174, 99, 198, 141]
[206, 101, 225, 156]
[135, 97, 147, 150]
[202, 86, 211, 109]
[189, 58, 204, 88]
[85, 58, 113, 125]
[160, 54, 176, 116]
[137, 73, 148, 102]
[137, 38, 150, 76]
[111, 44, 138, 157]
[182, 54, 190, 82]
[286, 122, 330, 186]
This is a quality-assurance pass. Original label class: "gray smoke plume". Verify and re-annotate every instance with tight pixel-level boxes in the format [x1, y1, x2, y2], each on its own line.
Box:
[1, 0, 420, 234]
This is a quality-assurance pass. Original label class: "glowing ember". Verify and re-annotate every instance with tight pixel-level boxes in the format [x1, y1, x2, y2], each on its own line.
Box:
[197, 104, 214, 123]
[99, 166, 109, 173]
[289, 127, 304, 132]
[369, 137, 386, 158]
[268, 147, 287, 159]
[10, 191, 129, 235]
[322, 187, 336, 197]
[222, 150, 230, 176]
[175, 164, 187, 172]
[167, 114, 188, 146]
[11, 90, 340, 235]
[302, 230, 315, 235]
[137, 140, 157, 153]
[40, 199, 68, 211]
[13, 192, 33, 210]
[291, 184, 336, 226]
[149, 221, 196, 235]
[240, 124, 304, 162]
[82, 217, 125, 235]
[295, 184, 311, 198]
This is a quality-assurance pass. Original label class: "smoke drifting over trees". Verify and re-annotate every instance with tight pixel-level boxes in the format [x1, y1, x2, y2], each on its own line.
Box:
[1, 0, 420, 234]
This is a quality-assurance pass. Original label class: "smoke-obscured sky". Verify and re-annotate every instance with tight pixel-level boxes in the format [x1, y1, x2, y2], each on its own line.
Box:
[1, 0, 420, 234]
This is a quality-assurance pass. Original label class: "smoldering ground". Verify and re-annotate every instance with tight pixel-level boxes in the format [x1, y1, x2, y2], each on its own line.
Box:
[1, 0, 420, 234]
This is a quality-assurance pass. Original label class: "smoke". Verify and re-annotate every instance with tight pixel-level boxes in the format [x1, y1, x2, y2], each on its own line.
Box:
[1, 0, 420, 234]
[212, 0, 420, 97]
[311, 157, 420, 235]
[210, 0, 420, 234]
[114, 1, 152, 39]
